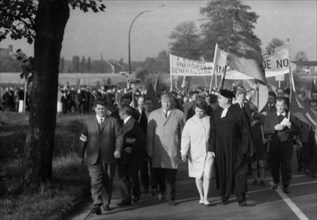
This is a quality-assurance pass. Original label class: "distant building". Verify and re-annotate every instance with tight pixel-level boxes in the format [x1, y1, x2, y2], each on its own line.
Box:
[0, 45, 13, 58]
[109, 60, 125, 73]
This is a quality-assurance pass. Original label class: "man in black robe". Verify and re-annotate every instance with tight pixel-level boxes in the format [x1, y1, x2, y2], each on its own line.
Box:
[209, 89, 254, 207]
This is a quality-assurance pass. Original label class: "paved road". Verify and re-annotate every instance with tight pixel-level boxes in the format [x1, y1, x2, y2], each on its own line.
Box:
[68, 150, 317, 220]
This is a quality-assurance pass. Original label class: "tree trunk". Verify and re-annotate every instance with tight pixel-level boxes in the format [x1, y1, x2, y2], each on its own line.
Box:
[24, 0, 69, 189]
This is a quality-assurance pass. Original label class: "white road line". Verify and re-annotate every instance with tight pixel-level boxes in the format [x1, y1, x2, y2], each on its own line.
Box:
[248, 180, 317, 194]
[269, 181, 310, 220]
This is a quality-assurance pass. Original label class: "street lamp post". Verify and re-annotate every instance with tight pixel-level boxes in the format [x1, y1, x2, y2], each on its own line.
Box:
[127, 4, 164, 88]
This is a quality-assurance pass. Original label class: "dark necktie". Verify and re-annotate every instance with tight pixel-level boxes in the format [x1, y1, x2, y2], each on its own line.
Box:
[165, 110, 168, 118]
[278, 114, 284, 123]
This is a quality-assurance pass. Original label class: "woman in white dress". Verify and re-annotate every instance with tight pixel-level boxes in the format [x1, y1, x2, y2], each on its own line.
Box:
[181, 99, 215, 205]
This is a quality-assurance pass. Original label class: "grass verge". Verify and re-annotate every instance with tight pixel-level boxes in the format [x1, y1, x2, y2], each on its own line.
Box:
[0, 112, 91, 220]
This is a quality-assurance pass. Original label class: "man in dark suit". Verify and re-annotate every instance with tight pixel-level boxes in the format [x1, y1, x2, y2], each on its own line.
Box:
[79, 100, 124, 214]
[261, 91, 277, 115]
[136, 95, 151, 193]
[117, 105, 146, 206]
[143, 97, 159, 195]
[263, 97, 299, 193]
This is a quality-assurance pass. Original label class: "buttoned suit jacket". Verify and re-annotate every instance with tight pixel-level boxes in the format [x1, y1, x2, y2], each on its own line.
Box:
[79, 115, 124, 165]
[120, 117, 146, 164]
[263, 112, 299, 152]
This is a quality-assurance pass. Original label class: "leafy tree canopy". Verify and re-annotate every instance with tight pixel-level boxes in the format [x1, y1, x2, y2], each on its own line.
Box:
[0, 0, 106, 44]
[199, 0, 260, 61]
[265, 38, 284, 54]
[169, 21, 201, 60]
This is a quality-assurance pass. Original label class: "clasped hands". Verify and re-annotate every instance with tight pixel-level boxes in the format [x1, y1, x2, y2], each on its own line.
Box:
[274, 118, 291, 131]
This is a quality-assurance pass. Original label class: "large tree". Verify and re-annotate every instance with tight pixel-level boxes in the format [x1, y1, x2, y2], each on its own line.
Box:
[199, 0, 261, 61]
[294, 51, 308, 69]
[265, 38, 284, 54]
[169, 21, 201, 60]
[0, 0, 105, 190]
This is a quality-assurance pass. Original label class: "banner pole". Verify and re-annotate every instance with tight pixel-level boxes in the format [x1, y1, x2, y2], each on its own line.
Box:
[288, 67, 293, 120]
[287, 39, 292, 120]
[169, 54, 173, 91]
[23, 79, 27, 112]
[209, 43, 218, 93]
[219, 65, 227, 90]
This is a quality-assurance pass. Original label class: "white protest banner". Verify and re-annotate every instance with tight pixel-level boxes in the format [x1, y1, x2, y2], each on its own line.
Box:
[170, 44, 291, 79]
[170, 54, 213, 76]
[262, 45, 290, 72]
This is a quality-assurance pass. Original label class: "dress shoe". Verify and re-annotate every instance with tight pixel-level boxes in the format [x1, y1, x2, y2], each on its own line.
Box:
[168, 200, 175, 206]
[220, 199, 229, 205]
[91, 205, 101, 215]
[143, 189, 150, 194]
[259, 180, 265, 186]
[103, 204, 110, 211]
[199, 198, 204, 204]
[133, 194, 141, 203]
[311, 171, 317, 178]
[117, 200, 132, 207]
[282, 187, 290, 194]
[238, 200, 247, 207]
[272, 184, 278, 190]
[304, 168, 309, 175]
[252, 180, 258, 185]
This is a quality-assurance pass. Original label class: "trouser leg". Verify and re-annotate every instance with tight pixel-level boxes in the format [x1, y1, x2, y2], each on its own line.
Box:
[140, 154, 150, 191]
[269, 151, 281, 184]
[150, 159, 158, 190]
[164, 168, 177, 202]
[88, 163, 104, 205]
[296, 145, 303, 171]
[128, 163, 141, 198]
[102, 163, 116, 205]
[117, 163, 131, 202]
[281, 143, 293, 187]
[153, 168, 165, 194]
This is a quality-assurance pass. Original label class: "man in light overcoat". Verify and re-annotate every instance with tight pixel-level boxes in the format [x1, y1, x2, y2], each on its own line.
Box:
[147, 93, 185, 206]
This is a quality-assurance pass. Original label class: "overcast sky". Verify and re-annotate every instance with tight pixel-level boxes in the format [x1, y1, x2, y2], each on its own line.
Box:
[1, 0, 316, 62]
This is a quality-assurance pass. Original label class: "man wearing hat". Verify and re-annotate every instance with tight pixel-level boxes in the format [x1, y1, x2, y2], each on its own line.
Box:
[209, 89, 254, 206]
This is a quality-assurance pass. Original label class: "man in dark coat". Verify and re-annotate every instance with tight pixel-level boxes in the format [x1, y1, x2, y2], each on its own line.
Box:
[209, 89, 254, 207]
[78, 100, 123, 214]
[263, 97, 299, 193]
[136, 95, 151, 193]
[261, 90, 277, 115]
[117, 105, 146, 206]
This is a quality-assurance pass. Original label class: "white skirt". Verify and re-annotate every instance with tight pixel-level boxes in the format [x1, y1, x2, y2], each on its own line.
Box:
[188, 153, 214, 179]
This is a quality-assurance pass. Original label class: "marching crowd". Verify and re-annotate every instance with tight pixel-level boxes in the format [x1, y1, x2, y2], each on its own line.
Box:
[1, 82, 316, 214]
[73, 83, 317, 214]
[1, 81, 317, 214]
